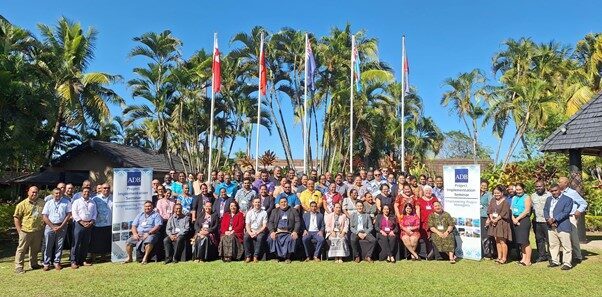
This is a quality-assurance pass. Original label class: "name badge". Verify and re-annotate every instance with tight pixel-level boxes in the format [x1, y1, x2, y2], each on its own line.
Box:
[32, 208, 40, 217]
[228, 226, 232, 231]
[203, 224, 209, 229]
[426, 205, 432, 210]
[513, 208, 519, 213]
[384, 227, 391, 232]
[175, 228, 181, 233]
[492, 212, 499, 218]
[141, 221, 147, 226]
[334, 227, 340, 232]
[282, 214, 288, 220]
[437, 224, 444, 231]
[261, 206, 266, 210]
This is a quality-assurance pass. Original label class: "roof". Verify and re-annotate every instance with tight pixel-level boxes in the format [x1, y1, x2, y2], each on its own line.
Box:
[51, 140, 185, 172]
[9, 171, 88, 185]
[540, 91, 602, 156]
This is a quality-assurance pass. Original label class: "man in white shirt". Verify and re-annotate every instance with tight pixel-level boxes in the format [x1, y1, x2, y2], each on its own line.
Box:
[243, 198, 268, 263]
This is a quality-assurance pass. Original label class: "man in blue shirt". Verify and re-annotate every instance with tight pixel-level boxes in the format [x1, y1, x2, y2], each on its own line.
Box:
[558, 177, 588, 263]
[41, 188, 72, 270]
[124, 201, 163, 264]
[276, 182, 301, 211]
[215, 174, 239, 198]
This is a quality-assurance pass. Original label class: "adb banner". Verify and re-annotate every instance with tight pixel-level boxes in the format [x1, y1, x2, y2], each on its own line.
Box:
[443, 165, 481, 260]
[111, 168, 153, 262]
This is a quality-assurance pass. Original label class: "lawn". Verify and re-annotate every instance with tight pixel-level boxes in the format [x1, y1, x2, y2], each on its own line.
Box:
[0, 242, 600, 297]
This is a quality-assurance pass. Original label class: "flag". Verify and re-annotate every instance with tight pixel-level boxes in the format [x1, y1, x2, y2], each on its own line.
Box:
[402, 46, 410, 95]
[212, 35, 221, 93]
[306, 36, 317, 91]
[352, 40, 361, 92]
[259, 34, 267, 96]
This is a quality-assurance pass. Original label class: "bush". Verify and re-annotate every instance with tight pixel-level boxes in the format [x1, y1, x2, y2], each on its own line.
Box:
[585, 215, 602, 232]
[0, 203, 16, 233]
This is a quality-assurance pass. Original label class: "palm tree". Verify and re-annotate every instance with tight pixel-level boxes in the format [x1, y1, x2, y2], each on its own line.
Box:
[124, 30, 181, 167]
[37, 17, 123, 161]
[441, 69, 487, 164]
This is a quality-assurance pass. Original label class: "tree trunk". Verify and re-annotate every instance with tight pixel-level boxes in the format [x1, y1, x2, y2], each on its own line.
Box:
[270, 91, 295, 168]
[472, 117, 479, 164]
[502, 112, 530, 170]
[520, 135, 532, 160]
[46, 103, 64, 163]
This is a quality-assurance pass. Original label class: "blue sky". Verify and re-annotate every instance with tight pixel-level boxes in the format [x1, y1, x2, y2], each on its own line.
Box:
[4, 0, 602, 162]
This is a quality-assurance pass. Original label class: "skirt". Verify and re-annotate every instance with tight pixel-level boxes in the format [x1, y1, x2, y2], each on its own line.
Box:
[218, 234, 243, 260]
[327, 236, 349, 258]
[89, 226, 112, 254]
[193, 234, 217, 260]
[512, 216, 531, 245]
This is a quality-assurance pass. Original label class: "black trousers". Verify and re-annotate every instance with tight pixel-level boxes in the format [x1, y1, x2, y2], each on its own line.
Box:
[243, 232, 266, 258]
[163, 235, 187, 262]
[350, 233, 376, 259]
[70, 222, 92, 265]
[533, 221, 549, 260]
[377, 233, 398, 257]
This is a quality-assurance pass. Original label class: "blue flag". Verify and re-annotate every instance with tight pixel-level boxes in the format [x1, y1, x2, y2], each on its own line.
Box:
[353, 44, 361, 92]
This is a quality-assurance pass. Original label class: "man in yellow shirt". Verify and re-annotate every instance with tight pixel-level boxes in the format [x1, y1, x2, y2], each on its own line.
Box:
[299, 180, 323, 213]
[13, 186, 46, 274]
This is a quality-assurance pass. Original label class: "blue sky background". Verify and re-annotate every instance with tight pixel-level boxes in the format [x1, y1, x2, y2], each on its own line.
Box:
[4, 0, 602, 162]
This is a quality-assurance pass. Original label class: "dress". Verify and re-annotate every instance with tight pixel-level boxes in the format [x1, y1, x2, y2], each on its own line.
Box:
[400, 214, 420, 238]
[427, 211, 455, 253]
[486, 199, 512, 241]
[511, 195, 531, 245]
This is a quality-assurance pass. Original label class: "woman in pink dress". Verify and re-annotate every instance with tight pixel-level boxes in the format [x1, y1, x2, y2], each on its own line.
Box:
[416, 185, 439, 239]
[400, 203, 421, 260]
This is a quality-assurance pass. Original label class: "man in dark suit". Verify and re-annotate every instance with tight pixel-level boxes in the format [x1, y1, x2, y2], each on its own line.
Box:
[302, 201, 325, 261]
[350, 201, 376, 263]
[544, 184, 574, 270]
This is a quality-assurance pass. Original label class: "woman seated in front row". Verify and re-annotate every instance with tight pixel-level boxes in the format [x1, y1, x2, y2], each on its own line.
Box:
[399, 203, 421, 260]
[428, 201, 456, 264]
[325, 202, 349, 263]
[218, 201, 245, 262]
[193, 201, 219, 262]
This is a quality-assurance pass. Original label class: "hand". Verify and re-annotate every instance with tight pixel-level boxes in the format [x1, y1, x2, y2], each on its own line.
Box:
[380, 230, 387, 236]
[388, 232, 396, 237]
[52, 226, 60, 233]
[303, 230, 308, 237]
[574, 211, 581, 218]
[358, 233, 366, 240]
[318, 231, 323, 238]
[133, 233, 140, 241]
[142, 233, 149, 240]
[442, 231, 449, 238]
[485, 219, 490, 226]
[170, 235, 177, 241]
[291, 232, 298, 240]
[270, 232, 276, 240]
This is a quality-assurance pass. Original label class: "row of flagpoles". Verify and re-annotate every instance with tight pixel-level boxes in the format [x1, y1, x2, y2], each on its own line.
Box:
[207, 32, 409, 180]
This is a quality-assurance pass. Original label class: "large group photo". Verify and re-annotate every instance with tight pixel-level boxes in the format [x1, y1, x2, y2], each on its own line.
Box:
[1, 1, 602, 297]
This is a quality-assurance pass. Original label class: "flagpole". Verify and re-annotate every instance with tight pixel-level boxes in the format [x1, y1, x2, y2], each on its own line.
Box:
[303, 33, 309, 174]
[255, 32, 264, 172]
[349, 35, 355, 174]
[400, 35, 406, 174]
[208, 33, 217, 183]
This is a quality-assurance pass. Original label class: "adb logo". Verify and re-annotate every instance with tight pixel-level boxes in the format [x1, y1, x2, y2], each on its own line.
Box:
[127, 171, 141, 186]
[455, 168, 469, 183]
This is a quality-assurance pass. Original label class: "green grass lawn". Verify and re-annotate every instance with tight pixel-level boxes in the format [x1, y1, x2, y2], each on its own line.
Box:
[0, 243, 600, 297]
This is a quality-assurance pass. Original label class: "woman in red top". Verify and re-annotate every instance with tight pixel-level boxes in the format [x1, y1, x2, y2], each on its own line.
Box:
[218, 201, 245, 261]
[400, 203, 421, 260]
[323, 183, 342, 213]
[416, 185, 439, 239]
[394, 184, 416, 221]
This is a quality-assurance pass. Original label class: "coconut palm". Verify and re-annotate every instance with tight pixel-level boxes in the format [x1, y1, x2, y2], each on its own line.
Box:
[37, 17, 123, 161]
[441, 69, 487, 164]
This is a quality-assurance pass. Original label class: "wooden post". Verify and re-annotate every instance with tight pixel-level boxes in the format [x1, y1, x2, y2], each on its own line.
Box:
[568, 149, 587, 243]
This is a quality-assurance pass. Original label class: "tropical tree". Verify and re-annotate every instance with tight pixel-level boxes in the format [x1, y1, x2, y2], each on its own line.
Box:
[124, 30, 181, 167]
[37, 17, 123, 161]
[441, 69, 487, 164]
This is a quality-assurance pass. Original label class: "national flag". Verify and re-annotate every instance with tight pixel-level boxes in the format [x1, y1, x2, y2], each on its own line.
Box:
[306, 36, 317, 91]
[212, 35, 221, 93]
[259, 34, 267, 96]
[402, 45, 410, 95]
[352, 40, 361, 92]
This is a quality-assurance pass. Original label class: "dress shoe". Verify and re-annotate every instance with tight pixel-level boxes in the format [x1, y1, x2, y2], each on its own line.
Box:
[54, 264, 62, 271]
[245, 257, 251, 263]
[548, 262, 560, 268]
[561, 265, 572, 270]
[71, 263, 79, 269]
[42, 265, 50, 271]
[365, 257, 373, 263]
[354, 257, 361, 263]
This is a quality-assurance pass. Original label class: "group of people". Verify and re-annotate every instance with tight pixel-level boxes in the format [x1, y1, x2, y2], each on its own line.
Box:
[479, 177, 588, 270]
[12, 166, 588, 273]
